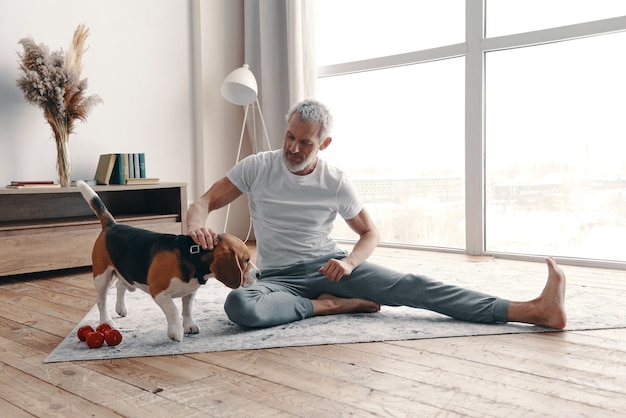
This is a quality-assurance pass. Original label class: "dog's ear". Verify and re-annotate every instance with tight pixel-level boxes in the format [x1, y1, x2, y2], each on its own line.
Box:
[210, 245, 243, 289]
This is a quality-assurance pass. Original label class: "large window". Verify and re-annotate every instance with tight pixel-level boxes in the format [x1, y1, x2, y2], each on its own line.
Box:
[316, 1, 626, 266]
[485, 32, 626, 262]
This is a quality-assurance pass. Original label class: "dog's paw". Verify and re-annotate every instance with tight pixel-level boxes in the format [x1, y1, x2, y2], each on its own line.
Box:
[99, 316, 116, 328]
[167, 324, 184, 342]
[115, 301, 127, 317]
[183, 320, 199, 334]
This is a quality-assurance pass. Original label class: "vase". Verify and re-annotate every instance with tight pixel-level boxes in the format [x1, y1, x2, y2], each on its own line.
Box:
[56, 139, 71, 187]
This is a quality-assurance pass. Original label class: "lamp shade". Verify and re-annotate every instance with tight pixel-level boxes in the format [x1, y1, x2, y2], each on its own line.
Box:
[221, 64, 258, 105]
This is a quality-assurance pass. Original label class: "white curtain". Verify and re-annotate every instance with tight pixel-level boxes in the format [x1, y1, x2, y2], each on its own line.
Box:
[243, 0, 316, 150]
[286, 0, 317, 104]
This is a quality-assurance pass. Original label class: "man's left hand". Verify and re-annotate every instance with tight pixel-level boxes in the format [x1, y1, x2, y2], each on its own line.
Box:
[318, 258, 354, 282]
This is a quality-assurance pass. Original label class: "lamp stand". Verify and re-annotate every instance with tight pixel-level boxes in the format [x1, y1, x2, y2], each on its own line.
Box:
[224, 98, 271, 233]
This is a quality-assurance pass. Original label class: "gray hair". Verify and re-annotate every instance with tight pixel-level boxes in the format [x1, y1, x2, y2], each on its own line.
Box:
[285, 99, 334, 140]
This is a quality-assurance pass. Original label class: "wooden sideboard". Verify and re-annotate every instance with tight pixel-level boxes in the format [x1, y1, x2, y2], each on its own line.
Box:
[0, 183, 187, 277]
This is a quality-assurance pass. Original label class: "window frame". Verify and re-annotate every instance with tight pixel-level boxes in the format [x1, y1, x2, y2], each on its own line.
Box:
[317, 1, 626, 269]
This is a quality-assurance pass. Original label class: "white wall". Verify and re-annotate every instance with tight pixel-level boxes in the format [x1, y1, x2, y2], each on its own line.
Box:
[0, 0, 252, 238]
[194, 0, 254, 239]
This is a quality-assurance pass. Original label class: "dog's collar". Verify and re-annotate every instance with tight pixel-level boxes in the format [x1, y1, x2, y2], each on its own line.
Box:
[188, 242, 244, 289]
[188, 244, 210, 284]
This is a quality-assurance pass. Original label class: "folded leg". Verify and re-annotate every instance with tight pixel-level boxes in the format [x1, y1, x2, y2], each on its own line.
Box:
[224, 282, 314, 328]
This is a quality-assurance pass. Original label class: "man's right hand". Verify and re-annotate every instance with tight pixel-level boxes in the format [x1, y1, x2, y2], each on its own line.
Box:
[188, 226, 218, 250]
[185, 176, 243, 251]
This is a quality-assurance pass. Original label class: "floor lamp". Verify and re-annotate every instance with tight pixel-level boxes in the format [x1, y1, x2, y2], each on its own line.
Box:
[221, 64, 271, 233]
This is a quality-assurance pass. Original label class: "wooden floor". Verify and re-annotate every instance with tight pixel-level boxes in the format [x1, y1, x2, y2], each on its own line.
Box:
[1, 247, 625, 417]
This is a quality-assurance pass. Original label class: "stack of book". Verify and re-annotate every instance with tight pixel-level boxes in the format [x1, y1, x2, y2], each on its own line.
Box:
[94, 153, 159, 185]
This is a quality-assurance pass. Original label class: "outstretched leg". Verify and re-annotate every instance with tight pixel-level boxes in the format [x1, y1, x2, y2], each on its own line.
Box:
[309, 255, 566, 328]
[507, 257, 567, 329]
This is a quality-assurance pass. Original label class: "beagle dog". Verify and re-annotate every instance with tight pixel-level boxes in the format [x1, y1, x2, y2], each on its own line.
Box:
[76, 180, 259, 342]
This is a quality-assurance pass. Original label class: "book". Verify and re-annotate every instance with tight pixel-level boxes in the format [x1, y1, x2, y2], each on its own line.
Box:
[138, 153, 146, 178]
[127, 153, 135, 179]
[10, 180, 55, 185]
[93, 154, 117, 185]
[109, 154, 125, 185]
[122, 153, 130, 182]
[133, 153, 141, 178]
[6, 183, 61, 189]
[125, 177, 159, 185]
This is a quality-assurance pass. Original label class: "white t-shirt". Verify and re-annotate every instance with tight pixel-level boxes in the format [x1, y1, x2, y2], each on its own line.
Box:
[226, 150, 363, 270]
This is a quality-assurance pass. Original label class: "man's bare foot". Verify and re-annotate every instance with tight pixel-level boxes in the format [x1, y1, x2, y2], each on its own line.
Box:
[508, 257, 567, 329]
[312, 293, 381, 316]
[536, 257, 567, 328]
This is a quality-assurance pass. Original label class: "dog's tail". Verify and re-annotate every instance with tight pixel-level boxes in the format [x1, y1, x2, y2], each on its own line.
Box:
[76, 180, 116, 229]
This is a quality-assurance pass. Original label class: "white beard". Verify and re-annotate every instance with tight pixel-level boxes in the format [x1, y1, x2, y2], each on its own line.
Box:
[282, 151, 316, 174]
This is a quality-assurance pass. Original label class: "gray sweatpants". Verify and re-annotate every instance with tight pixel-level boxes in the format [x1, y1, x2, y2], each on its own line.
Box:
[224, 250, 510, 328]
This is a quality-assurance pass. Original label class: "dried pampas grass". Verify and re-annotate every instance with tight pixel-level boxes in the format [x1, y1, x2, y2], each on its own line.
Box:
[16, 24, 102, 142]
[16, 24, 102, 186]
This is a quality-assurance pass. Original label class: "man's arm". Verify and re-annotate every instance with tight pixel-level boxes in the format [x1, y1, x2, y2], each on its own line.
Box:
[318, 208, 380, 282]
[186, 176, 242, 250]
